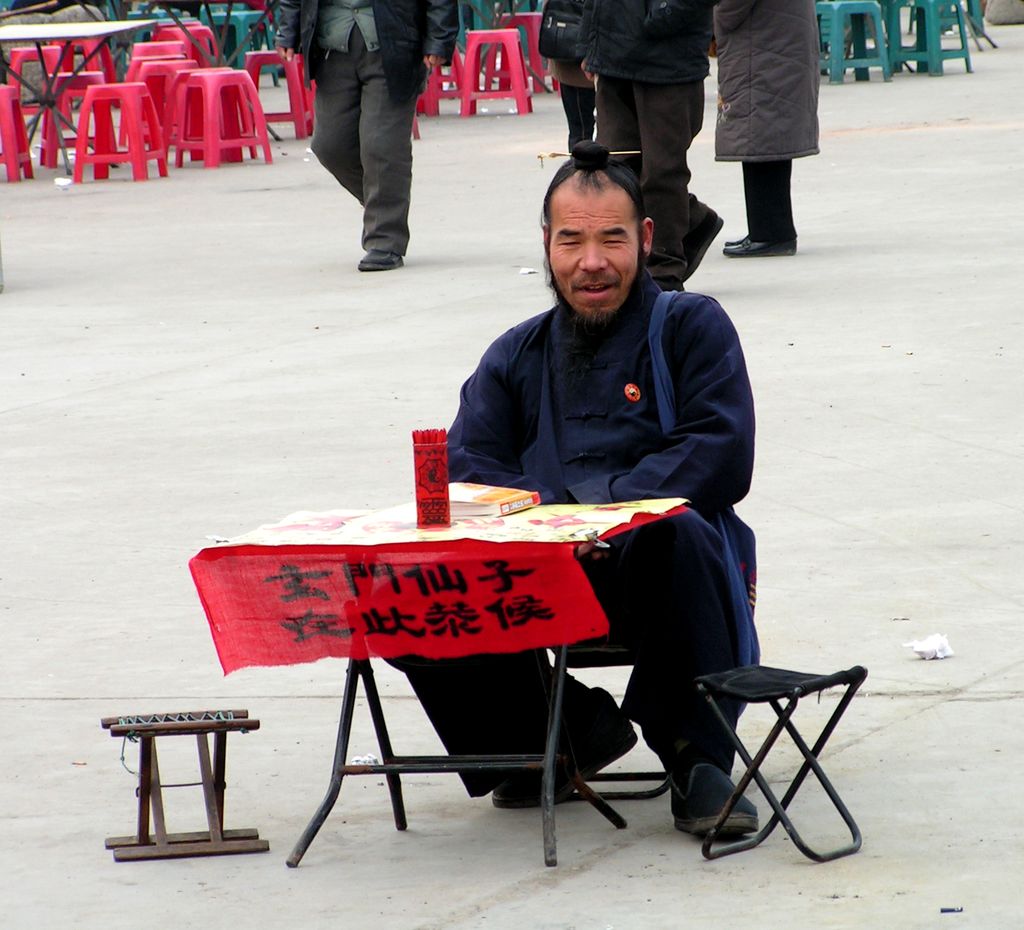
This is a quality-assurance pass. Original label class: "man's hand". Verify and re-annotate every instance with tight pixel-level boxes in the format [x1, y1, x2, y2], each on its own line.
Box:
[423, 54, 443, 68]
[581, 59, 595, 82]
[574, 540, 609, 562]
[278, 46, 295, 62]
[574, 533, 611, 562]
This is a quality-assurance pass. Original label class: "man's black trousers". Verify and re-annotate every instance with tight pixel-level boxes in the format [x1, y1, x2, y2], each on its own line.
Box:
[394, 509, 745, 795]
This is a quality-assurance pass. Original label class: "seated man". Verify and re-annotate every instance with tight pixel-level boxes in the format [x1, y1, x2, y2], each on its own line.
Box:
[398, 141, 759, 836]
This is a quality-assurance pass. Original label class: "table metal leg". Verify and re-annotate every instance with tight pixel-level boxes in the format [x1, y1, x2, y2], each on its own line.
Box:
[360, 660, 408, 831]
[286, 656, 362, 867]
[288, 647, 630, 868]
[2, 38, 121, 175]
[541, 645, 568, 866]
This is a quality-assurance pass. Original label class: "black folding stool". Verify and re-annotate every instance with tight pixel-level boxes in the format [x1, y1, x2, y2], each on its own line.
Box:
[694, 664, 868, 863]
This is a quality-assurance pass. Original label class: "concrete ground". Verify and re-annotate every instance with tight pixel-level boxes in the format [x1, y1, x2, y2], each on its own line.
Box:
[2, 23, 1023, 930]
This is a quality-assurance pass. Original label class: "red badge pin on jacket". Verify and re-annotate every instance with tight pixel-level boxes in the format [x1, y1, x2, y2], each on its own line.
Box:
[624, 383, 641, 402]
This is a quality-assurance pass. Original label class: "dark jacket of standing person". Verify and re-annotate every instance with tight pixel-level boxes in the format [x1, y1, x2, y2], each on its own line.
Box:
[714, 0, 820, 161]
[275, 0, 457, 272]
[275, 0, 457, 101]
[581, 0, 715, 84]
[578, 0, 722, 289]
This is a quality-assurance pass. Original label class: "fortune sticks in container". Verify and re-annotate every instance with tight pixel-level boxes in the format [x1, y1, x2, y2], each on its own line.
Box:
[412, 428, 451, 528]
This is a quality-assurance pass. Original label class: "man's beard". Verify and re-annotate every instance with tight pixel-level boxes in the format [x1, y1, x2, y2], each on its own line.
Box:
[559, 310, 609, 388]
[548, 248, 647, 392]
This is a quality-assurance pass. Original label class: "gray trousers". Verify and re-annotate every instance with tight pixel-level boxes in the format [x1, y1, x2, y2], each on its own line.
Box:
[311, 30, 417, 255]
[596, 77, 713, 289]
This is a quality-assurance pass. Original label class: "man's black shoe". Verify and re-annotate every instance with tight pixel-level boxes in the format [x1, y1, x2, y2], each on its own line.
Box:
[671, 762, 758, 836]
[358, 249, 404, 272]
[681, 210, 724, 282]
[722, 237, 797, 258]
[491, 688, 637, 809]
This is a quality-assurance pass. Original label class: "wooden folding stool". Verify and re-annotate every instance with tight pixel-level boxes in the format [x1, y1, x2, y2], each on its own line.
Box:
[101, 709, 269, 861]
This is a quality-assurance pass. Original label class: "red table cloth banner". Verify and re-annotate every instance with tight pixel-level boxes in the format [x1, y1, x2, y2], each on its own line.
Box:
[190, 539, 610, 674]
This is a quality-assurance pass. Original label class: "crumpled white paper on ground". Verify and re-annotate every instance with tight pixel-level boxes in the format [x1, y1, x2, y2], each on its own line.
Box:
[903, 633, 955, 660]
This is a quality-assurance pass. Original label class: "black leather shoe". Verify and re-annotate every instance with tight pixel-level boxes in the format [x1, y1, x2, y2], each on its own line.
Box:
[722, 237, 797, 258]
[357, 249, 404, 271]
[491, 688, 637, 809]
[681, 209, 724, 282]
[671, 762, 758, 836]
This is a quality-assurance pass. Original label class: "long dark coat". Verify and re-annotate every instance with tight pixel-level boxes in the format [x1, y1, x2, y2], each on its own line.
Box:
[714, 0, 820, 161]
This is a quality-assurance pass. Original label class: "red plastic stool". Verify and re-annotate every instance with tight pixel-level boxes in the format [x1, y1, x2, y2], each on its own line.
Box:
[6, 45, 63, 116]
[40, 70, 106, 169]
[56, 38, 117, 83]
[162, 66, 215, 157]
[461, 29, 532, 117]
[134, 58, 199, 137]
[168, 69, 272, 168]
[481, 26, 533, 94]
[417, 47, 462, 117]
[152, 23, 218, 66]
[0, 85, 33, 181]
[73, 82, 167, 182]
[499, 12, 547, 93]
[416, 79, 438, 117]
[244, 50, 312, 139]
[127, 41, 189, 73]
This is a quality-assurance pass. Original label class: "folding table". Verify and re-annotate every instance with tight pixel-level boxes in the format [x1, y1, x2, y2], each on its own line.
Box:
[0, 19, 156, 173]
[190, 498, 688, 867]
[122, 0, 277, 67]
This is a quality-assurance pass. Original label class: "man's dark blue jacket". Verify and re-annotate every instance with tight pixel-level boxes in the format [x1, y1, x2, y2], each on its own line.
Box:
[448, 272, 755, 519]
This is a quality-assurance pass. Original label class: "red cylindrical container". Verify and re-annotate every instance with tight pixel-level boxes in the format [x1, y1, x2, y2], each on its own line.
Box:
[412, 429, 450, 527]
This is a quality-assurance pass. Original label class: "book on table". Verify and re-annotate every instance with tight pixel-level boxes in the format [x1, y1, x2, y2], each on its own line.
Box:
[448, 482, 542, 517]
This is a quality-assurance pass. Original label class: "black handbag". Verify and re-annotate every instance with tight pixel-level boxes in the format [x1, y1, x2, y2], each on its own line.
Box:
[539, 0, 585, 61]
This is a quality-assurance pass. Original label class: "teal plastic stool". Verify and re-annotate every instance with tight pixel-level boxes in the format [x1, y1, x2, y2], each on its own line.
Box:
[816, 1, 892, 83]
[202, 7, 268, 66]
[885, 0, 972, 74]
[124, 8, 174, 44]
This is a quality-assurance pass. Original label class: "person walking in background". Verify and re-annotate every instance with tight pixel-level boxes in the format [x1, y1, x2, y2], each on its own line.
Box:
[550, 59, 596, 149]
[581, 0, 723, 290]
[714, 0, 819, 258]
[540, 0, 595, 148]
[276, 0, 458, 272]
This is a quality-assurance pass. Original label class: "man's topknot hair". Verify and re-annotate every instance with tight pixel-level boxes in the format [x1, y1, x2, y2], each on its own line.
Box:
[570, 139, 610, 171]
[542, 140, 645, 228]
